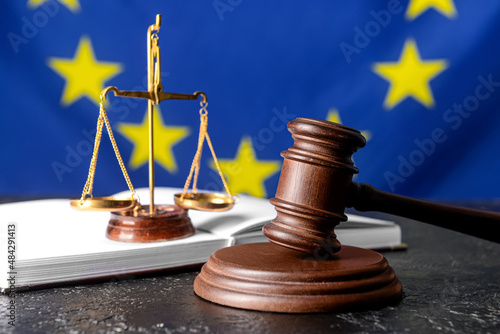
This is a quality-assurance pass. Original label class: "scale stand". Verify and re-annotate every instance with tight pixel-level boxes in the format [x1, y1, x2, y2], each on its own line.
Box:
[70, 14, 235, 242]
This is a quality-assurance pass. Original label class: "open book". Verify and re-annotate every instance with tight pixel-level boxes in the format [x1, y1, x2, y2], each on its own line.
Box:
[0, 188, 402, 292]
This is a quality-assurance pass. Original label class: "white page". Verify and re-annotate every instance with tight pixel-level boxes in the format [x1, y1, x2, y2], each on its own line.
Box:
[1, 188, 399, 263]
[344, 213, 397, 227]
[1, 199, 220, 261]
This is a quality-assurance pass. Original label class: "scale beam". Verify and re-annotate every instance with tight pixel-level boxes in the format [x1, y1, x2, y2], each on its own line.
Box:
[100, 87, 207, 104]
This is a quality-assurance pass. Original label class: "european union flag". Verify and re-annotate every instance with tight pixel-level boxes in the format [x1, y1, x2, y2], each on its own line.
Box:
[1, 1, 500, 201]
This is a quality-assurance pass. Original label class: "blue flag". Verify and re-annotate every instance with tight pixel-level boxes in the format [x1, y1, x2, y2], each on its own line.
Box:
[1, 0, 500, 200]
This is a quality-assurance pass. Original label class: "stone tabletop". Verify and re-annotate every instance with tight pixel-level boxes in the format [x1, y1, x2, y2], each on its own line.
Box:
[1, 210, 499, 334]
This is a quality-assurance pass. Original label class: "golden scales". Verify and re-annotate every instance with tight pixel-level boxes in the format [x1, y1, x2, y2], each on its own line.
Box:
[70, 14, 235, 242]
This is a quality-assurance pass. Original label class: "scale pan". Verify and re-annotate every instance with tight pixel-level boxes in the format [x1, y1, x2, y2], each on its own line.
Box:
[70, 197, 137, 211]
[174, 192, 235, 211]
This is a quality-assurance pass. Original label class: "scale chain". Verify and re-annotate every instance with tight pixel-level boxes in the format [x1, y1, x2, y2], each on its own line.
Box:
[181, 101, 232, 200]
[79, 97, 136, 205]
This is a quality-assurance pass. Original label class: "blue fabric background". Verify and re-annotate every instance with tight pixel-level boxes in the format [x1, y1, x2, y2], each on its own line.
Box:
[1, 1, 499, 200]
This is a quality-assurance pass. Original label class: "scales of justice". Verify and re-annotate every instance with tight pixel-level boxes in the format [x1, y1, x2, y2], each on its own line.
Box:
[70, 14, 235, 243]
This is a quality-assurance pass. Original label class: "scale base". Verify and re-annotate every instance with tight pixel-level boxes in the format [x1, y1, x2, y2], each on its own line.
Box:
[106, 204, 195, 242]
[194, 242, 402, 313]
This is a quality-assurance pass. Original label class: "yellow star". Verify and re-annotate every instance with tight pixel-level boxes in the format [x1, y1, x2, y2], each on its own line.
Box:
[372, 39, 448, 110]
[116, 106, 190, 173]
[48, 36, 122, 106]
[327, 108, 371, 141]
[27, 0, 81, 13]
[215, 137, 281, 198]
[406, 0, 457, 20]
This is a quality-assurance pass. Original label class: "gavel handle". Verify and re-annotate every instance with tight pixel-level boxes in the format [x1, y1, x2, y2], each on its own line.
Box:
[347, 182, 500, 243]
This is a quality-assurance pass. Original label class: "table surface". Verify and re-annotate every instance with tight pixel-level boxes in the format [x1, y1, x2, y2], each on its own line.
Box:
[1, 203, 500, 334]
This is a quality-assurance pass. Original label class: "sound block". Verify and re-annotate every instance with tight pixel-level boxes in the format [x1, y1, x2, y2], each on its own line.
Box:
[106, 204, 195, 242]
[194, 242, 402, 313]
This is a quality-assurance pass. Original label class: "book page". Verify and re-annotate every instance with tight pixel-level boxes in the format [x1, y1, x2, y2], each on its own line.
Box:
[1, 199, 221, 262]
[343, 213, 397, 227]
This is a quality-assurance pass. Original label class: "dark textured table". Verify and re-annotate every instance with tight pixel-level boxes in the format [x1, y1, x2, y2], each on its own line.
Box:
[1, 205, 500, 333]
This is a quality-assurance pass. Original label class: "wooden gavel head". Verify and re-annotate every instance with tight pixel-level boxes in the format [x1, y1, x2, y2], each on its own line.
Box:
[263, 117, 366, 254]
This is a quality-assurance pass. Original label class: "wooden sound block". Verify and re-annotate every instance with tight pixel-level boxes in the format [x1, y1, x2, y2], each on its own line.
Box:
[106, 204, 195, 242]
[194, 242, 402, 313]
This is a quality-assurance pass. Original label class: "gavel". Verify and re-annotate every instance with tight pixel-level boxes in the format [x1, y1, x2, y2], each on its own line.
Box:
[263, 117, 500, 254]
